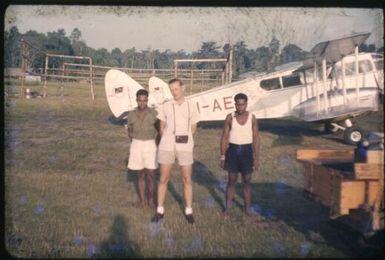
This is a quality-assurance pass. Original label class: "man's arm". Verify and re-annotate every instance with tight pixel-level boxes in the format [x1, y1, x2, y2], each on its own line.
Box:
[191, 123, 197, 135]
[220, 114, 232, 169]
[159, 120, 166, 137]
[252, 114, 260, 171]
[127, 127, 133, 142]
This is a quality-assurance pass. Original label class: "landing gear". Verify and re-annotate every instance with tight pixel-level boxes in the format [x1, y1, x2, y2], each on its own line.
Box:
[324, 119, 365, 145]
[342, 119, 365, 145]
[324, 122, 339, 134]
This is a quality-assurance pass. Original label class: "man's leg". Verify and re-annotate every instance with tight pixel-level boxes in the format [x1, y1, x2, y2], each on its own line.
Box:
[181, 164, 195, 224]
[224, 172, 238, 214]
[241, 173, 252, 215]
[180, 165, 193, 209]
[138, 169, 146, 208]
[157, 163, 172, 211]
[146, 169, 156, 208]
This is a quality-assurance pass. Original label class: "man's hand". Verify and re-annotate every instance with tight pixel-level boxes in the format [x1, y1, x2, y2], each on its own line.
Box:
[253, 158, 259, 171]
[220, 159, 225, 169]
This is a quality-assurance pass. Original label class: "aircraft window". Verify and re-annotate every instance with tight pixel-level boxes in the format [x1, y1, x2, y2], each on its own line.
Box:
[344, 62, 355, 76]
[358, 60, 372, 73]
[375, 60, 384, 70]
[371, 54, 383, 60]
[260, 78, 281, 91]
[282, 74, 301, 88]
[340, 61, 373, 75]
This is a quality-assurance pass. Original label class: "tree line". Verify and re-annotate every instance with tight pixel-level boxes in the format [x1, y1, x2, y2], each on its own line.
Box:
[4, 26, 383, 77]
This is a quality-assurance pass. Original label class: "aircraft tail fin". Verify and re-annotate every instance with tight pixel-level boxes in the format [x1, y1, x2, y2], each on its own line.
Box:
[104, 69, 144, 118]
[149, 76, 172, 105]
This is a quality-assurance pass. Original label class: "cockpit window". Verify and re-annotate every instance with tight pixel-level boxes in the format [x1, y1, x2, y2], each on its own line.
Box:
[282, 74, 302, 88]
[335, 60, 373, 75]
[260, 77, 281, 91]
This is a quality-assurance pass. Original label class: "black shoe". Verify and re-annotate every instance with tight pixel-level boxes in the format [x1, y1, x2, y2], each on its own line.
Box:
[151, 212, 164, 223]
[185, 213, 195, 224]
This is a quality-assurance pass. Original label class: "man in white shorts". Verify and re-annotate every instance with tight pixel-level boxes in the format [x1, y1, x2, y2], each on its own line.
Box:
[151, 78, 200, 224]
[127, 89, 159, 208]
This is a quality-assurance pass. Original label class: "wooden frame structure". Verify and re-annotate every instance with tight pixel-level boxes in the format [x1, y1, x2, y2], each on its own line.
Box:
[43, 54, 94, 99]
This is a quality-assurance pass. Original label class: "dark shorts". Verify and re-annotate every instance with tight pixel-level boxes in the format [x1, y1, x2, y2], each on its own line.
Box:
[224, 143, 253, 174]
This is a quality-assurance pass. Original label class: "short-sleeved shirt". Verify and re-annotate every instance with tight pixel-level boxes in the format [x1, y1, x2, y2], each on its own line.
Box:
[126, 108, 158, 140]
[157, 99, 200, 152]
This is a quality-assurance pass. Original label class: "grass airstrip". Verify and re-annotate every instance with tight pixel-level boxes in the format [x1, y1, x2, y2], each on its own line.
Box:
[4, 80, 384, 257]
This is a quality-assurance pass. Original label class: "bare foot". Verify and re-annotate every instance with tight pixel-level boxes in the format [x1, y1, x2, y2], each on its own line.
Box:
[136, 201, 147, 208]
[148, 201, 155, 209]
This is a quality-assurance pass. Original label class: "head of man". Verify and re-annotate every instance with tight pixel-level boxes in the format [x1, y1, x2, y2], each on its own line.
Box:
[136, 89, 149, 110]
[168, 78, 185, 102]
[234, 93, 248, 115]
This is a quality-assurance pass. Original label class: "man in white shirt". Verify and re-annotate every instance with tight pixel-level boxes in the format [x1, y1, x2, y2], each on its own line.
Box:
[151, 78, 200, 224]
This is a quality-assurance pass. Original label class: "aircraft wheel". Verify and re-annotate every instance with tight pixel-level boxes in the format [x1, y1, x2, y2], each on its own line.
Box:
[324, 122, 339, 134]
[344, 127, 364, 145]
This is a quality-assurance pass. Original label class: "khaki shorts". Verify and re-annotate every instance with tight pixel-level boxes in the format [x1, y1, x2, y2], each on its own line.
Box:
[158, 149, 193, 166]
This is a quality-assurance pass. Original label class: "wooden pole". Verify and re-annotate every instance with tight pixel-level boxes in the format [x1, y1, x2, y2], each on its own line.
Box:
[61, 63, 64, 98]
[174, 61, 178, 78]
[43, 55, 48, 98]
[89, 58, 95, 100]
[20, 38, 27, 98]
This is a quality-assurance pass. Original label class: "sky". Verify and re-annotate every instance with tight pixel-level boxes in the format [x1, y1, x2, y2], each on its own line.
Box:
[4, 5, 384, 53]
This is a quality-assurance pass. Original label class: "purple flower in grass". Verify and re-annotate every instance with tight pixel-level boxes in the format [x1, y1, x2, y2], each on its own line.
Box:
[164, 230, 175, 248]
[217, 180, 227, 193]
[300, 242, 313, 256]
[185, 236, 203, 252]
[272, 241, 286, 257]
[250, 203, 262, 215]
[19, 196, 27, 205]
[73, 235, 82, 246]
[145, 222, 163, 237]
[35, 205, 45, 214]
[87, 244, 97, 257]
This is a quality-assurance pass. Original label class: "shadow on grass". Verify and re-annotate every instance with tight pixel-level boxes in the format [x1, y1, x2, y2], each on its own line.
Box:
[98, 214, 141, 258]
[126, 164, 189, 214]
[191, 159, 383, 257]
[108, 112, 128, 126]
[237, 182, 384, 258]
[126, 169, 161, 206]
[192, 161, 242, 211]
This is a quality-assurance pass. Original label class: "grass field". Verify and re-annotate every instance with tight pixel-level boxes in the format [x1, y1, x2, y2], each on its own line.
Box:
[4, 80, 384, 258]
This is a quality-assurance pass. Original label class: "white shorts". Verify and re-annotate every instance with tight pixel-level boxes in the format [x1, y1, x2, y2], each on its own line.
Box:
[128, 139, 158, 170]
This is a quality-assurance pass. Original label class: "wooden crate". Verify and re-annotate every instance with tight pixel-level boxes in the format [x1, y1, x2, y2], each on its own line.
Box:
[354, 149, 384, 164]
[354, 163, 384, 179]
[297, 148, 384, 234]
[331, 178, 380, 216]
[296, 148, 354, 162]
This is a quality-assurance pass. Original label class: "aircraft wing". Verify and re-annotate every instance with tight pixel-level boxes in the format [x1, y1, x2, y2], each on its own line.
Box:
[301, 32, 371, 68]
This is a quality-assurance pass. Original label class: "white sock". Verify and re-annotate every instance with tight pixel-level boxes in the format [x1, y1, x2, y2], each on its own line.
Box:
[157, 206, 164, 214]
[185, 207, 193, 215]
